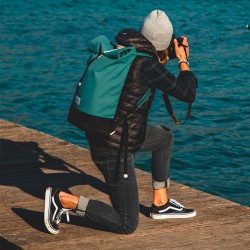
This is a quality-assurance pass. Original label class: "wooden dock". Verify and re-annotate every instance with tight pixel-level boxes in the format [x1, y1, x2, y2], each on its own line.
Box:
[0, 119, 249, 250]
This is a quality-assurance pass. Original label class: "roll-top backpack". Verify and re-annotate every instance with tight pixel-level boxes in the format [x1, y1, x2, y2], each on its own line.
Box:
[67, 35, 152, 136]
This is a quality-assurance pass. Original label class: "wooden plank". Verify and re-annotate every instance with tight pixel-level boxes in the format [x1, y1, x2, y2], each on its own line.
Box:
[0, 119, 249, 250]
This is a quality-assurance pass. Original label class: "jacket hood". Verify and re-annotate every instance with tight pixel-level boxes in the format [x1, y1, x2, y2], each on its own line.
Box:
[115, 29, 158, 59]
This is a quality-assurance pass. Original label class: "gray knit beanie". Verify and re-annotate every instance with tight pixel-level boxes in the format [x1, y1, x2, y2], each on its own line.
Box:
[140, 10, 173, 51]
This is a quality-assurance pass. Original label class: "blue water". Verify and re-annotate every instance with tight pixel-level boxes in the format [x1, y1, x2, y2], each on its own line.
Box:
[1, 0, 249, 206]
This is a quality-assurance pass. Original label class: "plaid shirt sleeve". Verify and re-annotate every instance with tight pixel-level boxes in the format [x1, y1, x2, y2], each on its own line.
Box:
[140, 57, 198, 103]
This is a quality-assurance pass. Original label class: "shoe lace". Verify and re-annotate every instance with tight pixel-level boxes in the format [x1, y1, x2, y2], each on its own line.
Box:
[169, 199, 185, 208]
[55, 208, 71, 224]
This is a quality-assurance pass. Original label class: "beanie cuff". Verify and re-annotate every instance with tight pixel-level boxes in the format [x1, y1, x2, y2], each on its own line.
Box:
[152, 40, 171, 51]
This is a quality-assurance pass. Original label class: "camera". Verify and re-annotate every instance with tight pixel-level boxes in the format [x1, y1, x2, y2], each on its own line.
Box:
[167, 35, 183, 60]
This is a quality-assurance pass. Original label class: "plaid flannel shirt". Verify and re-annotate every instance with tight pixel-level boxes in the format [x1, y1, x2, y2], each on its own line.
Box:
[140, 57, 198, 103]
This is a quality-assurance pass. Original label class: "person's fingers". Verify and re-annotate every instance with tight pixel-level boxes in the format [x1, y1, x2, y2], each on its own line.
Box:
[174, 39, 178, 47]
[181, 36, 187, 42]
[174, 39, 180, 58]
[174, 38, 190, 60]
[181, 36, 189, 47]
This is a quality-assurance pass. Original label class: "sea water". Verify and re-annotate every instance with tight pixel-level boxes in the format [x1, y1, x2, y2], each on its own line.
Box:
[1, 0, 249, 206]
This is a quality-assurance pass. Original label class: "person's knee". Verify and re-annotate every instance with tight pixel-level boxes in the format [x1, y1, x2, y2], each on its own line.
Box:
[120, 219, 139, 234]
[161, 126, 174, 145]
[118, 212, 139, 234]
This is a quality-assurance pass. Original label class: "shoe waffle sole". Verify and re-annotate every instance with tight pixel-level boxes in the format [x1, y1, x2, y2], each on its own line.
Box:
[44, 187, 59, 234]
[150, 210, 197, 219]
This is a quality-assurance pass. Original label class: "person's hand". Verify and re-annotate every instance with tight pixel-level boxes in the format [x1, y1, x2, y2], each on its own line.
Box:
[174, 36, 190, 61]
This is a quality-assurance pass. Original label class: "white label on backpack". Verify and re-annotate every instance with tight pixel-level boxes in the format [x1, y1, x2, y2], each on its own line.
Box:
[75, 96, 81, 105]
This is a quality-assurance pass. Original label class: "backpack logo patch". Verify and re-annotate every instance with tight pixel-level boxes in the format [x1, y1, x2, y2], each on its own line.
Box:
[75, 96, 81, 105]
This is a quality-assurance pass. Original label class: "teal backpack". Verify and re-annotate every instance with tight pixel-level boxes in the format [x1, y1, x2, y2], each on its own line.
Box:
[68, 35, 152, 136]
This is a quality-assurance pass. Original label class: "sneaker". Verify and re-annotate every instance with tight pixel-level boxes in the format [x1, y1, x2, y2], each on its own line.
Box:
[44, 187, 71, 234]
[150, 199, 196, 219]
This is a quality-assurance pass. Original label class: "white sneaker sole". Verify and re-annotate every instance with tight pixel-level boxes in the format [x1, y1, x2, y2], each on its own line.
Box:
[44, 187, 59, 234]
[150, 210, 197, 219]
